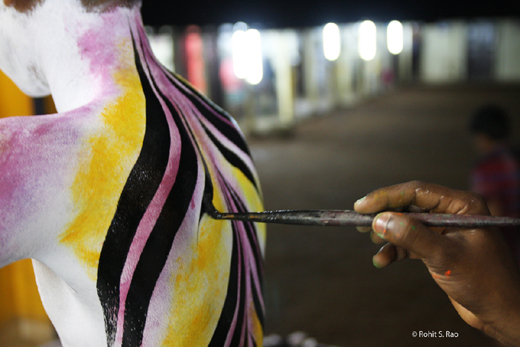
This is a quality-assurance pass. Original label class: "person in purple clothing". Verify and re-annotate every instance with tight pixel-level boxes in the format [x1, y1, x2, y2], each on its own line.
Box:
[469, 105, 520, 263]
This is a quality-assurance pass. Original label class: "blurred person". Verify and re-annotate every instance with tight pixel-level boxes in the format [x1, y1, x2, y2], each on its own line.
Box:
[354, 181, 520, 347]
[469, 105, 520, 263]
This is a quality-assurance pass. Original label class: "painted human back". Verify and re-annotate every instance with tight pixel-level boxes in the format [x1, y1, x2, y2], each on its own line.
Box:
[0, 0, 265, 346]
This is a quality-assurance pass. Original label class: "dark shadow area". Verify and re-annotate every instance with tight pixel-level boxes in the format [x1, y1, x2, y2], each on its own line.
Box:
[251, 83, 520, 346]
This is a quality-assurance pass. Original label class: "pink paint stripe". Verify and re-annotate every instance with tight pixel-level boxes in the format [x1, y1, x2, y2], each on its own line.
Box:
[142, 164, 205, 346]
[220, 176, 264, 347]
[158, 63, 238, 129]
[133, 37, 238, 176]
[200, 116, 259, 184]
[236, 214, 264, 310]
[230, 210, 260, 300]
[248, 251, 264, 310]
[143, 43, 263, 345]
[135, 24, 205, 140]
[246, 237, 264, 339]
[176, 72, 264, 343]
[238, 229, 250, 347]
[175, 101, 258, 213]
[221, 180, 243, 347]
[113, 22, 182, 346]
[131, 15, 263, 346]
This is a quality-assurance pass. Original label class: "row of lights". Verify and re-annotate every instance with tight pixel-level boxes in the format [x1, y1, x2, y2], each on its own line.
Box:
[325, 20, 404, 62]
[232, 20, 405, 85]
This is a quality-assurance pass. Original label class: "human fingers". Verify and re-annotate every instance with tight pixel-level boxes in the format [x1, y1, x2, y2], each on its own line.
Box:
[372, 243, 410, 268]
[370, 231, 386, 244]
[372, 212, 447, 261]
[354, 181, 488, 215]
[356, 226, 372, 233]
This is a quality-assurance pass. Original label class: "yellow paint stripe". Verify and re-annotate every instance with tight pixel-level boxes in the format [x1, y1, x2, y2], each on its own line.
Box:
[160, 178, 231, 346]
[159, 160, 265, 345]
[230, 165, 266, 253]
[60, 40, 146, 281]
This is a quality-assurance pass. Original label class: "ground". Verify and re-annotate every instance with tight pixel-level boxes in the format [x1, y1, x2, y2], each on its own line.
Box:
[5, 83, 520, 347]
[253, 83, 520, 346]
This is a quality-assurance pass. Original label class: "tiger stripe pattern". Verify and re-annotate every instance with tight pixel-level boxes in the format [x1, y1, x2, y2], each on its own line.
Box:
[0, 3, 265, 346]
[93, 17, 266, 347]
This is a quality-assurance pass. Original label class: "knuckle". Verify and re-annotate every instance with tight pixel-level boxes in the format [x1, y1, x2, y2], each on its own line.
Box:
[459, 192, 489, 214]
[467, 193, 488, 211]
[407, 180, 426, 191]
[408, 180, 425, 187]
[388, 215, 418, 247]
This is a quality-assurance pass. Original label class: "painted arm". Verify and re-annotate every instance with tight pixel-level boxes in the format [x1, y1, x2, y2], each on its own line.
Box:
[0, 109, 98, 268]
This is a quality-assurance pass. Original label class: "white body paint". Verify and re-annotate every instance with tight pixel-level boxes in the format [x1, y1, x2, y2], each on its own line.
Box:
[0, 1, 141, 345]
[0, 1, 266, 346]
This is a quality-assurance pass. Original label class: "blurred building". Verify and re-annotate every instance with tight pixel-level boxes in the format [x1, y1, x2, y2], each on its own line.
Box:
[0, 15, 520, 347]
[420, 19, 520, 83]
[145, 18, 520, 135]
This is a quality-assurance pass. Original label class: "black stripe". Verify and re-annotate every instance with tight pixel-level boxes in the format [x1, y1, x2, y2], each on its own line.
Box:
[226, 181, 264, 279]
[208, 216, 240, 347]
[229, 226, 247, 347]
[96, 34, 171, 346]
[165, 72, 252, 158]
[251, 277, 264, 327]
[209, 182, 254, 347]
[201, 121, 258, 191]
[121, 36, 199, 346]
[199, 165, 214, 221]
[226, 182, 265, 326]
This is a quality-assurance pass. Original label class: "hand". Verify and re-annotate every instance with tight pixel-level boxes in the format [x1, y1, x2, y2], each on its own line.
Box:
[354, 181, 520, 346]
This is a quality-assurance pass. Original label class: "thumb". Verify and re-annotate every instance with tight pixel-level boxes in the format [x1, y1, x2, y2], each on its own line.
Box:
[372, 212, 446, 260]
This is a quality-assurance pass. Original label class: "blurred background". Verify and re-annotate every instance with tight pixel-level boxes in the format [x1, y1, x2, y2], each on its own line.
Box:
[1, 0, 520, 346]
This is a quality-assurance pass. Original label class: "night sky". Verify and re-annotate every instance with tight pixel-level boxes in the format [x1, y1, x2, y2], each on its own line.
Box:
[141, 0, 520, 28]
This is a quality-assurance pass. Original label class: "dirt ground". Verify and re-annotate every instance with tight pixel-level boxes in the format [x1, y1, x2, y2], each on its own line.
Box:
[250, 83, 520, 346]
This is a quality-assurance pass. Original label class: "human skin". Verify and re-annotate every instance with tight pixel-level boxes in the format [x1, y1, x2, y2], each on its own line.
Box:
[354, 181, 520, 347]
[0, 1, 265, 346]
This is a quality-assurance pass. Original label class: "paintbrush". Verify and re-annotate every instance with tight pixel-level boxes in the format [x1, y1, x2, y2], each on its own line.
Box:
[200, 158, 520, 228]
[203, 194, 520, 228]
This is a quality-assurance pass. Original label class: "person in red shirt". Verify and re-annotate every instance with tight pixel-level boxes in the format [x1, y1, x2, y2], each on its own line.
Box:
[469, 105, 520, 263]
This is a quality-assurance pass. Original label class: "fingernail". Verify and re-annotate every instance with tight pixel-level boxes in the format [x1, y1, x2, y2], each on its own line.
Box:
[356, 226, 372, 233]
[372, 256, 383, 268]
[354, 196, 366, 206]
[373, 213, 390, 238]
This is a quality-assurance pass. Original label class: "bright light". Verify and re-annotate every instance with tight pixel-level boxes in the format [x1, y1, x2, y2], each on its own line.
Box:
[232, 29, 248, 79]
[358, 20, 377, 61]
[244, 29, 263, 85]
[323, 22, 341, 61]
[233, 21, 248, 33]
[232, 25, 264, 85]
[387, 20, 404, 55]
